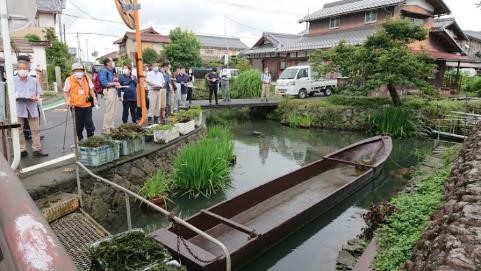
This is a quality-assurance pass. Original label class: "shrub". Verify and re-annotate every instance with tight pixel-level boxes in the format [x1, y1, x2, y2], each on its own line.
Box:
[287, 112, 313, 128]
[370, 106, 422, 138]
[25, 33, 41, 42]
[139, 171, 171, 200]
[231, 69, 262, 98]
[173, 126, 234, 198]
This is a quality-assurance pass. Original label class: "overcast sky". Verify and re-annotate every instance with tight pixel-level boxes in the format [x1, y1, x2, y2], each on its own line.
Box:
[62, 0, 481, 62]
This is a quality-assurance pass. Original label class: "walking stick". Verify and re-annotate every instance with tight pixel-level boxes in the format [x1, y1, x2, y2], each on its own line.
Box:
[62, 108, 69, 150]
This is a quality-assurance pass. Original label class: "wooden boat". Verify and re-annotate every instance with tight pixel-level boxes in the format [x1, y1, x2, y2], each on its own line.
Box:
[152, 135, 392, 270]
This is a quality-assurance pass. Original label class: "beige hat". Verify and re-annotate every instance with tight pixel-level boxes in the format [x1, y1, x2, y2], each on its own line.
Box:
[71, 62, 84, 71]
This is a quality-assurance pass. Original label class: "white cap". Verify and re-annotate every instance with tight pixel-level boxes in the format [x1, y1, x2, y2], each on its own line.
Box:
[71, 62, 84, 71]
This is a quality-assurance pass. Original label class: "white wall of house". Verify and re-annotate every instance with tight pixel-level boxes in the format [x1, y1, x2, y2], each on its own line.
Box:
[31, 46, 47, 71]
[37, 12, 56, 28]
[405, 0, 434, 12]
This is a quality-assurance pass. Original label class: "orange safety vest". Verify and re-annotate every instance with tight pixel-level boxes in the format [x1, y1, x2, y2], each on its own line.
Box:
[67, 75, 92, 108]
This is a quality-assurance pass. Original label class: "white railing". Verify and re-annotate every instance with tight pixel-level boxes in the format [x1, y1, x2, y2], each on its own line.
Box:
[76, 162, 231, 271]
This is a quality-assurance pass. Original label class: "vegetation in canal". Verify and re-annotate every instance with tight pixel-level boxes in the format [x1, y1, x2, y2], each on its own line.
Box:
[287, 112, 313, 128]
[359, 202, 396, 240]
[373, 149, 457, 271]
[369, 106, 422, 138]
[231, 69, 262, 98]
[139, 171, 171, 201]
[110, 123, 144, 140]
[90, 230, 186, 270]
[173, 126, 234, 198]
[79, 136, 114, 148]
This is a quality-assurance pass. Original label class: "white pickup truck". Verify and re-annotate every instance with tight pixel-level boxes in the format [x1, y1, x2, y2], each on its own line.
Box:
[275, 65, 337, 98]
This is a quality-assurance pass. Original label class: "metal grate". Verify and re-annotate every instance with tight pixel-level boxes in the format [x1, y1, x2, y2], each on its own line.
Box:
[50, 211, 109, 271]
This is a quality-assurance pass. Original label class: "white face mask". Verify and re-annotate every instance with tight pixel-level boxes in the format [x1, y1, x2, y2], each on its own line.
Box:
[153, 67, 159, 72]
[17, 70, 29, 78]
[123, 69, 130, 75]
[74, 71, 84, 79]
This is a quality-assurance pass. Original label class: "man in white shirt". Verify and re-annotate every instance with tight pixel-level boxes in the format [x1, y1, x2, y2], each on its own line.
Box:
[220, 68, 231, 102]
[145, 63, 165, 124]
[261, 67, 272, 102]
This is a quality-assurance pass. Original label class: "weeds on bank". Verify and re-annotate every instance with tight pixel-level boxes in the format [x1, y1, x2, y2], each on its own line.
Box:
[288, 112, 313, 128]
[369, 106, 422, 138]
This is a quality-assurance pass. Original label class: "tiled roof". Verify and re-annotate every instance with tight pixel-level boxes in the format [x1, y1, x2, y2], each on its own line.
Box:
[36, 0, 63, 13]
[242, 27, 375, 55]
[465, 31, 481, 42]
[432, 17, 468, 41]
[114, 28, 170, 44]
[196, 35, 248, 49]
[299, 0, 404, 22]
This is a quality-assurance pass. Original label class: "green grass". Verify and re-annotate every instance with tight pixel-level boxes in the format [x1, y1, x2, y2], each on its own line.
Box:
[231, 69, 262, 98]
[370, 106, 422, 138]
[287, 112, 313, 128]
[139, 171, 171, 200]
[374, 147, 458, 271]
[173, 126, 234, 198]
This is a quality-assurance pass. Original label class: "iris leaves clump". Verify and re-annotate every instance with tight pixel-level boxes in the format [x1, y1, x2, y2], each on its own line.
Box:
[173, 126, 234, 198]
[370, 106, 421, 138]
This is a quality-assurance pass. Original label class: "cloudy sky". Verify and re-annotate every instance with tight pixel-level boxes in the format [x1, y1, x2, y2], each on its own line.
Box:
[62, 0, 481, 61]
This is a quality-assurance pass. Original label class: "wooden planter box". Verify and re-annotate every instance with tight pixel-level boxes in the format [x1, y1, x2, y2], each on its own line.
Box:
[115, 137, 145, 156]
[79, 141, 120, 167]
[195, 112, 203, 127]
[175, 120, 195, 135]
[154, 126, 180, 144]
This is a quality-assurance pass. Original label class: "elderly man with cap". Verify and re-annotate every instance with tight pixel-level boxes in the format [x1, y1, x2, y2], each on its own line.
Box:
[14, 59, 48, 157]
[64, 63, 97, 141]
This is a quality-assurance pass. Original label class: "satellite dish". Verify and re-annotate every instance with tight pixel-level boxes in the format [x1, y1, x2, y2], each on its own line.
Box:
[4, 0, 37, 32]
[115, 0, 135, 30]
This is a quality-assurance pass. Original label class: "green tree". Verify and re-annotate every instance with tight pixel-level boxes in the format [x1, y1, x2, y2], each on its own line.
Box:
[164, 27, 201, 68]
[230, 55, 251, 72]
[142, 48, 159, 65]
[117, 55, 133, 67]
[44, 28, 72, 82]
[25, 33, 41, 42]
[311, 19, 435, 106]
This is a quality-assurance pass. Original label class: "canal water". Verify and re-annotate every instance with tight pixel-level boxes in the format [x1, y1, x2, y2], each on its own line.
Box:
[125, 120, 432, 271]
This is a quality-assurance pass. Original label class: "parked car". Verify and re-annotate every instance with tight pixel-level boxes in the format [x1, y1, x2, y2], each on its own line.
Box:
[275, 65, 337, 98]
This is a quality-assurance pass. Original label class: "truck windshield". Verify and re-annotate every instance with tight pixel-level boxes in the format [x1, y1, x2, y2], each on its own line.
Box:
[279, 69, 298, 79]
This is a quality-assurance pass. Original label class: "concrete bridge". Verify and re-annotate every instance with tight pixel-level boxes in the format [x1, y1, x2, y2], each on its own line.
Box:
[191, 98, 279, 109]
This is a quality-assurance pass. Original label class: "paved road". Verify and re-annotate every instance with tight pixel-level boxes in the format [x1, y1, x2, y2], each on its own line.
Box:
[18, 97, 280, 169]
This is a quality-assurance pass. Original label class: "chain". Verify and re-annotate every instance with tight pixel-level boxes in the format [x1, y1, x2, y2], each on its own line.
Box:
[169, 215, 213, 264]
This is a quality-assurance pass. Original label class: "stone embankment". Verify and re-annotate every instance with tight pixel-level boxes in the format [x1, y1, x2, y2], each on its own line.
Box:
[407, 126, 481, 270]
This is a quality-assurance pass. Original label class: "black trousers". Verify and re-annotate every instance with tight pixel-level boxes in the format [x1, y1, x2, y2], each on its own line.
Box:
[122, 100, 137, 123]
[187, 87, 193, 103]
[136, 92, 149, 120]
[74, 107, 95, 141]
[209, 84, 218, 104]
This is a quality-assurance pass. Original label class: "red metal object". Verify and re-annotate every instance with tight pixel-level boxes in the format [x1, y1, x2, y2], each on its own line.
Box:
[0, 157, 77, 271]
[152, 136, 392, 270]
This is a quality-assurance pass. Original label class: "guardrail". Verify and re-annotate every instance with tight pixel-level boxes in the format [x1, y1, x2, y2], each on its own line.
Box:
[0, 157, 77, 271]
[76, 162, 232, 271]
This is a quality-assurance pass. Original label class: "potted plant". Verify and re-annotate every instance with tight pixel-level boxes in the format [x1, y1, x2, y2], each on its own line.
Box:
[189, 105, 203, 127]
[110, 124, 145, 156]
[139, 171, 170, 209]
[144, 126, 154, 143]
[173, 110, 196, 135]
[79, 136, 120, 167]
[153, 124, 180, 144]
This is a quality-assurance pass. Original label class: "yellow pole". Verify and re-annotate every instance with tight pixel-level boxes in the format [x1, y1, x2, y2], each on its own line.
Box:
[133, 0, 147, 127]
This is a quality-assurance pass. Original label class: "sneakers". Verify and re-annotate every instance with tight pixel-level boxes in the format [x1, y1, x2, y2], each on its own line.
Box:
[33, 150, 49, 157]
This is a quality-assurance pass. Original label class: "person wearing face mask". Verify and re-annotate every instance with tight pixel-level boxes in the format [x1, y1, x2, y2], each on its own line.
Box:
[99, 57, 120, 134]
[187, 68, 194, 105]
[63, 63, 97, 141]
[119, 65, 137, 123]
[145, 63, 166, 124]
[175, 66, 189, 107]
[14, 60, 48, 157]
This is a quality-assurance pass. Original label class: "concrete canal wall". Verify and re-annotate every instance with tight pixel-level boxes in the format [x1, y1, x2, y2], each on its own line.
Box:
[407, 126, 481, 270]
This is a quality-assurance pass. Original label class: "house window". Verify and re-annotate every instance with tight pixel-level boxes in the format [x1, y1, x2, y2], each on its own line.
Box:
[280, 61, 287, 70]
[329, 17, 341, 29]
[365, 10, 378, 23]
[402, 16, 425, 26]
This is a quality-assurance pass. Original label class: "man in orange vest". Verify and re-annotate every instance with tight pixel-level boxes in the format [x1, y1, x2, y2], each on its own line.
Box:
[63, 63, 98, 141]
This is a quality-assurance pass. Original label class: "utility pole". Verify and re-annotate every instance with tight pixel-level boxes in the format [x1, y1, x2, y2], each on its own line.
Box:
[85, 38, 89, 63]
[76, 32, 82, 63]
[63, 24, 66, 43]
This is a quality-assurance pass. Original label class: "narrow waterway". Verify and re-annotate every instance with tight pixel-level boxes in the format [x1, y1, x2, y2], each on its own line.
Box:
[126, 120, 432, 271]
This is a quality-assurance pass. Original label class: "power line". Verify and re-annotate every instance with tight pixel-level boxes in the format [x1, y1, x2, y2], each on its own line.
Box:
[68, 0, 96, 19]
[225, 16, 264, 32]
[63, 13, 125, 25]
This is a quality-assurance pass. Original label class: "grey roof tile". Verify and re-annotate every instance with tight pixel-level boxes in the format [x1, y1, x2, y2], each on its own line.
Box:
[300, 0, 404, 22]
[464, 31, 481, 42]
[36, 0, 63, 13]
[196, 35, 248, 50]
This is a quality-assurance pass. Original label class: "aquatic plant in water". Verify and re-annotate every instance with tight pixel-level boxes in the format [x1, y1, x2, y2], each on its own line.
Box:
[288, 112, 313, 128]
[139, 171, 171, 200]
[173, 126, 234, 198]
[370, 106, 421, 138]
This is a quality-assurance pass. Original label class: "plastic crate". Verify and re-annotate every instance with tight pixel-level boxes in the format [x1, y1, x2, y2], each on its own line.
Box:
[154, 126, 180, 144]
[79, 141, 120, 167]
[116, 137, 145, 156]
[175, 120, 195, 135]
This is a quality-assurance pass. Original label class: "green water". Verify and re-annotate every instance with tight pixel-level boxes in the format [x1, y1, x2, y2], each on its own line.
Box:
[128, 120, 432, 271]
